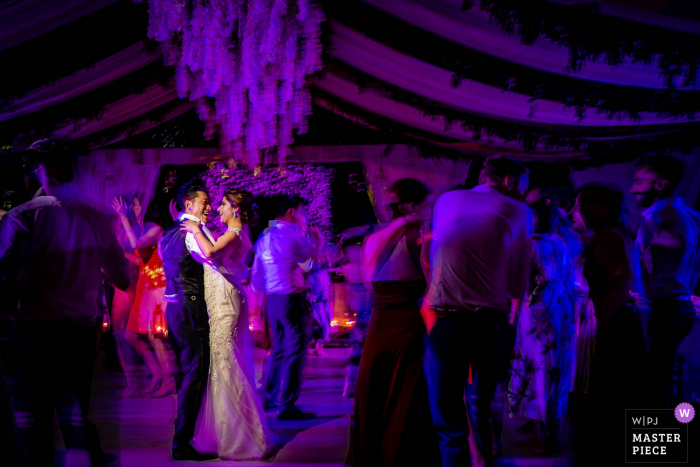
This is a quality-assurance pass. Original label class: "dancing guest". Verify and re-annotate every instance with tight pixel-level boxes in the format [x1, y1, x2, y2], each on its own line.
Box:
[349, 178, 440, 467]
[528, 187, 594, 394]
[161, 181, 217, 461]
[341, 233, 374, 398]
[572, 182, 645, 466]
[422, 157, 532, 467]
[0, 142, 130, 466]
[181, 189, 275, 459]
[252, 195, 321, 420]
[108, 209, 141, 396]
[631, 156, 700, 407]
[508, 199, 576, 454]
[302, 244, 336, 357]
[113, 196, 175, 397]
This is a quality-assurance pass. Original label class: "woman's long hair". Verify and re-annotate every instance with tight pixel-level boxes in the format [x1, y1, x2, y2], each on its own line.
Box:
[529, 199, 565, 236]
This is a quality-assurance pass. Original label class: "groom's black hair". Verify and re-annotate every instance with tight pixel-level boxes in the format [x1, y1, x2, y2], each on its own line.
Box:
[176, 180, 209, 212]
[275, 194, 307, 219]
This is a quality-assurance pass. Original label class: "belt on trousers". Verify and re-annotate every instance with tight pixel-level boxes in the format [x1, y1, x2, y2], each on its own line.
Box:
[164, 294, 204, 303]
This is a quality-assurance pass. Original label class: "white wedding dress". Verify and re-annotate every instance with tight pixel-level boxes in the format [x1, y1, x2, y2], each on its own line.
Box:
[191, 228, 275, 460]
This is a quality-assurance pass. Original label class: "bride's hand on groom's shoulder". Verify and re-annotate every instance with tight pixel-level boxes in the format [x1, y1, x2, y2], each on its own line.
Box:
[180, 219, 200, 234]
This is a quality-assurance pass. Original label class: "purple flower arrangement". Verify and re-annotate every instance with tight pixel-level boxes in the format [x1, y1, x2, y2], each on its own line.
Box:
[139, 0, 324, 169]
[201, 163, 333, 236]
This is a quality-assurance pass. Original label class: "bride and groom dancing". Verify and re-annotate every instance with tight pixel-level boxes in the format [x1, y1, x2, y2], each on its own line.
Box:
[161, 181, 274, 461]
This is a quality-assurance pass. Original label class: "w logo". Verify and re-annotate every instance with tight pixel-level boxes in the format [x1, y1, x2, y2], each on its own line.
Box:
[674, 403, 695, 423]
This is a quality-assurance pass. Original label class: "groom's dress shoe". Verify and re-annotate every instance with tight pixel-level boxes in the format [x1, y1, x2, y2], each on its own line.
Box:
[277, 408, 316, 421]
[172, 445, 217, 461]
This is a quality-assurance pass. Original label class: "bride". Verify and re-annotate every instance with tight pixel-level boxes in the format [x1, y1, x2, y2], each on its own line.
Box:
[181, 189, 275, 460]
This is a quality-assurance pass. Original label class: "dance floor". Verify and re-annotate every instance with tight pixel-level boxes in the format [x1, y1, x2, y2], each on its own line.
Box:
[35, 348, 577, 466]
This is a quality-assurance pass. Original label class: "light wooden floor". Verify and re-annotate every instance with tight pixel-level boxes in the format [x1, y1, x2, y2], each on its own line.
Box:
[12, 347, 578, 466]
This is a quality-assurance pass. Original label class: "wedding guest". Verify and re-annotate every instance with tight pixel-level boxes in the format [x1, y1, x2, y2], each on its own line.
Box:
[422, 156, 532, 467]
[302, 242, 337, 357]
[572, 181, 645, 466]
[508, 199, 576, 454]
[252, 195, 321, 420]
[108, 210, 141, 396]
[0, 141, 130, 466]
[528, 187, 594, 394]
[112, 196, 175, 398]
[349, 178, 440, 467]
[341, 231, 374, 398]
[630, 156, 700, 407]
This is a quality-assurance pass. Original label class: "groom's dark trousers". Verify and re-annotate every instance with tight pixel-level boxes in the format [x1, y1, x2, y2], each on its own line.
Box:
[161, 223, 209, 453]
[166, 296, 210, 451]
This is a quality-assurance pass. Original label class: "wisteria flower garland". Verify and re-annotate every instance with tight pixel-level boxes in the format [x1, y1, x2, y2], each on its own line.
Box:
[137, 0, 324, 168]
[201, 163, 333, 236]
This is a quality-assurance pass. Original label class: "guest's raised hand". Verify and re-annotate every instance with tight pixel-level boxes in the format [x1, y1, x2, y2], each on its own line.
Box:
[111, 196, 128, 217]
[179, 219, 201, 234]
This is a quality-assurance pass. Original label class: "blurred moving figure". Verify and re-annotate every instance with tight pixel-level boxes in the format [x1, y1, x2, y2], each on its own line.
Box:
[631, 156, 700, 408]
[0, 141, 130, 466]
[302, 242, 338, 357]
[422, 157, 532, 467]
[573, 182, 645, 466]
[349, 178, 440, 467]
[253, 195, 321, 420]
[113, 195, 174, 397]
[341, 229, 374, 398]
[508, 199, 576, 454]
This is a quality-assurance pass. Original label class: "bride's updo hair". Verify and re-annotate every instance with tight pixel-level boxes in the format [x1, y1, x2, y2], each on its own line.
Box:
[224, 189, 259, 227]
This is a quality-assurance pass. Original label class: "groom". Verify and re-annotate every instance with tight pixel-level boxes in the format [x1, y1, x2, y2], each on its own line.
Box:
[161, 181, 216, 461]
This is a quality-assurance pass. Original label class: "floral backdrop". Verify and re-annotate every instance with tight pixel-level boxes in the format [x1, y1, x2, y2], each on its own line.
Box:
[138, 0, 324, 169]
[201, 163, 333, 236]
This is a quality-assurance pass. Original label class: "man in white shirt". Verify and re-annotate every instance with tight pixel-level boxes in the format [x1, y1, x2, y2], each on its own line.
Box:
[631, 156, 700, 408]
[422, 157, 533, 467]
[252, 195, 321, 420]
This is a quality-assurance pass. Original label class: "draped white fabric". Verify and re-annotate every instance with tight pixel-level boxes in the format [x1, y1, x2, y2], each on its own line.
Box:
[326, 22, 699, 127]
[359, 0, 699, 90]
[0, 0, 119, 51]
[0, 42, 161, 120]
[51, 82, 180, 140]
[547, 0, 700, 35]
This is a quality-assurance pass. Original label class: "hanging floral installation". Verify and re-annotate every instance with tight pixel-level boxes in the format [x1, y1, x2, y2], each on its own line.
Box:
[201, 163, 333, 236]
[137, 0, 324, 169]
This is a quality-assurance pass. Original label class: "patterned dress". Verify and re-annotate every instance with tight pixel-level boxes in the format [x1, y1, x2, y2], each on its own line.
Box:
[191, 229, 275, 460]
[508, 233, 576, 424]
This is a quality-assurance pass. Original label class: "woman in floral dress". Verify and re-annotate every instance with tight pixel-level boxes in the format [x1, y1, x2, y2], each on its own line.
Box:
[508, 199, 576, 453]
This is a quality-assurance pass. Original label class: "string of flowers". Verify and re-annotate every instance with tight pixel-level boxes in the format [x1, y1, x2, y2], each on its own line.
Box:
[201, 162, 333, 236]
[136, 0, 324, 169]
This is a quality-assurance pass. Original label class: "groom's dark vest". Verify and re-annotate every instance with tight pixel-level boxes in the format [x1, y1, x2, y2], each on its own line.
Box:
[161, 223, 204, 298]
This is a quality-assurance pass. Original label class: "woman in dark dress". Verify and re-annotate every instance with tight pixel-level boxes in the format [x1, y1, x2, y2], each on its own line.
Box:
[348, 178, 440, 467]
[572, 182, 645, 466]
